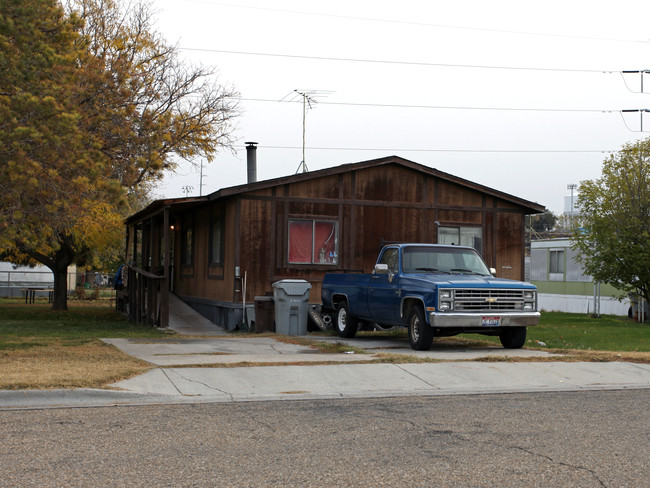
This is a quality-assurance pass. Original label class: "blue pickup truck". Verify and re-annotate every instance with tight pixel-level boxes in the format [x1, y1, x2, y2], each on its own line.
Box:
[321, 243, 540, 350]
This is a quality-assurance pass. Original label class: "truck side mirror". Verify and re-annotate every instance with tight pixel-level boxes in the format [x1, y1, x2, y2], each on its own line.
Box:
[373, 264, 389, 275]
[490, 267, 497, 276]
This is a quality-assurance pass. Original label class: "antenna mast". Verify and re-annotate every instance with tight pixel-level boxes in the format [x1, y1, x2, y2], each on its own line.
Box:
[199, 160, 204, 196]
[281, 89, 333, 173]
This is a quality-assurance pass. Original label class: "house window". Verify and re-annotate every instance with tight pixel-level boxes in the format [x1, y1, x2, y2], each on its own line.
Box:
[438, 226, 483, 254]
[288, 219, 338, 265]
[209, 217, 223, 265]
[549, 249, 565, 274]
[181, 226, 193, 267]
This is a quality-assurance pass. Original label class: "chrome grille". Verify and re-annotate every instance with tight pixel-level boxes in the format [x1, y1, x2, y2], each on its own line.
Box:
[453, 289, 526, 311]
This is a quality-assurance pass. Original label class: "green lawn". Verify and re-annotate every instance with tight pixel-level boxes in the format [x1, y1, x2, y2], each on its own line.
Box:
[463, 312, 650, 352]
[0, 301, 168, 345]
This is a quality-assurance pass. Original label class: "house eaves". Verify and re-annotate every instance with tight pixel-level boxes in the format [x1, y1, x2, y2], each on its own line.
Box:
[124, 196, 209, 224]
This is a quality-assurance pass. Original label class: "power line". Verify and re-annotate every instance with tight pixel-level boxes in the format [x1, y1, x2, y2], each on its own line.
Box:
[238, 97, 615, 113]
[180, 47, 615, 74]
[187, 1, 650, 45]
[237, 97, 649, 132]
[235, 144, 613, 154]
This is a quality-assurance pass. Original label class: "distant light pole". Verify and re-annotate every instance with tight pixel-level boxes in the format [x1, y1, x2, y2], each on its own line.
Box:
[567, 183, 577, 227]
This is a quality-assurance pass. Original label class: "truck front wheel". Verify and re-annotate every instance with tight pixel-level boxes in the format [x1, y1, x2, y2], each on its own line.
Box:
[499, 326, 527, 349]
[408, 307, 434, 351]
[336, 301, 358, 338]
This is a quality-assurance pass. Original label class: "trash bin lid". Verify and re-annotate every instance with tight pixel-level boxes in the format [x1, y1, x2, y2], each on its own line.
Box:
[272, 279, 312, 295]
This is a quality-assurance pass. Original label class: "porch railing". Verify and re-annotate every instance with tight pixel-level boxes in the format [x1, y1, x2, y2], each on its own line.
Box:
[122, 265, 169, 327]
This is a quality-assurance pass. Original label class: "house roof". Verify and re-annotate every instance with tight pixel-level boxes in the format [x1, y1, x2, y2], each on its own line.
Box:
[127, 156, 546, 223]
[125, 196, 208, 224]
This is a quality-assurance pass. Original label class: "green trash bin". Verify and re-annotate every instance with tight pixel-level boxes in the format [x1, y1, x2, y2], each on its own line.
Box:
[272, 280, 312, 335]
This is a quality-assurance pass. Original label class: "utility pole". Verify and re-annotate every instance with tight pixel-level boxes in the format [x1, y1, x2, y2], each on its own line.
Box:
[621, 70, 649, 94]
[621, 109, 650, 132]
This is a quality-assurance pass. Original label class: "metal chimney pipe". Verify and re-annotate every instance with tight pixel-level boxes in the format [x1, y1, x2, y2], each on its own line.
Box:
[245, 142, 258, 184]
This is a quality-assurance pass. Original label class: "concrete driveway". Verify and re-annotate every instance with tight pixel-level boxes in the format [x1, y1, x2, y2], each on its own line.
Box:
[101, 335, 557, 366]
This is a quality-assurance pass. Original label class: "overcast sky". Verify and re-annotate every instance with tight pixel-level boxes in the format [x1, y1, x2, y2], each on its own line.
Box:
[150, 0, 650, 214]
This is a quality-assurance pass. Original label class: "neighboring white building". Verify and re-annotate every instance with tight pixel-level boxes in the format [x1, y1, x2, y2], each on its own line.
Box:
[530, 238, 630, 316]
[0, 262, 76, 298]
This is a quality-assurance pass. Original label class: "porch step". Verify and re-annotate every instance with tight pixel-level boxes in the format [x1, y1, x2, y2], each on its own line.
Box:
[168, 294, 227, 336]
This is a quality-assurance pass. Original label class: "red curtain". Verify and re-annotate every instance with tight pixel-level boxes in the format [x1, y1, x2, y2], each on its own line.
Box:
[288, 221, 312, 263]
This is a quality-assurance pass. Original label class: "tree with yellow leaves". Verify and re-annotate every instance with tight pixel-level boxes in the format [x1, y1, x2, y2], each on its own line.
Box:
[0, 0, 238, 309]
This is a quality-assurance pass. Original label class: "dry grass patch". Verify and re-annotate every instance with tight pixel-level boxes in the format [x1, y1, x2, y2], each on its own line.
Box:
[0, 340, 152, 390]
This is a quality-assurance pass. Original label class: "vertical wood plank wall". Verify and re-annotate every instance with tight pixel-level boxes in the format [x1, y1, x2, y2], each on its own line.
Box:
[168, 164, 528, 305]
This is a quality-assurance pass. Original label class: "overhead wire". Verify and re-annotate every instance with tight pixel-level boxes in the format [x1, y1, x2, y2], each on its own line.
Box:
[235, 144, 613, 154]
[180, 47, 616, 74]
[237, 97, 615, 113]
[177, 2, 650, 144]
[185, 1, 650, 45]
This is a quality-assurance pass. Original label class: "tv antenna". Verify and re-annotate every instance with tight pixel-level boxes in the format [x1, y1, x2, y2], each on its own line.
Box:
[281, 89, 334, 173]
[182, 185, 194, 197]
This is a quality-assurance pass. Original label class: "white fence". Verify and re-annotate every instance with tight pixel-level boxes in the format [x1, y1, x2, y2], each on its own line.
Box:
[538, 293, 630, 316]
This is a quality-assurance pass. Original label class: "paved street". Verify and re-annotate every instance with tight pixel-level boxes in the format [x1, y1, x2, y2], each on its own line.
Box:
[1, 390, 647, 487]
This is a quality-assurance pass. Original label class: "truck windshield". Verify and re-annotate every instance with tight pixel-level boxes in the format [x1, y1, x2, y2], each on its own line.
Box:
[401, 246, 491, 275]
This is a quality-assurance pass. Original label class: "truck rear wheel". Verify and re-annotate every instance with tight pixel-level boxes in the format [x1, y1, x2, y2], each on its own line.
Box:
[336, 301, 358, 338]
[499, 326, 527, 349]
[408, 306, 433, 351]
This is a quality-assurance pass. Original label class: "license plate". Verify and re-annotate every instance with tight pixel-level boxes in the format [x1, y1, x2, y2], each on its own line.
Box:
[481, 316, 501, 327]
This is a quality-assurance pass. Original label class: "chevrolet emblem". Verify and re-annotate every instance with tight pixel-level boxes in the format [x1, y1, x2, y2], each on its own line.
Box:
[485, 297, 498, 303]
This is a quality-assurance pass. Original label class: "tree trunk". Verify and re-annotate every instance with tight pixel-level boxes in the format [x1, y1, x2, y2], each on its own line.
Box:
[51, 265, 70, 310]
[49, 242, 75, 311]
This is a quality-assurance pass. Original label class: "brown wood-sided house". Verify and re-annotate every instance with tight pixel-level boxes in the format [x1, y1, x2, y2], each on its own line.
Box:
[123, 153, 545, 330]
